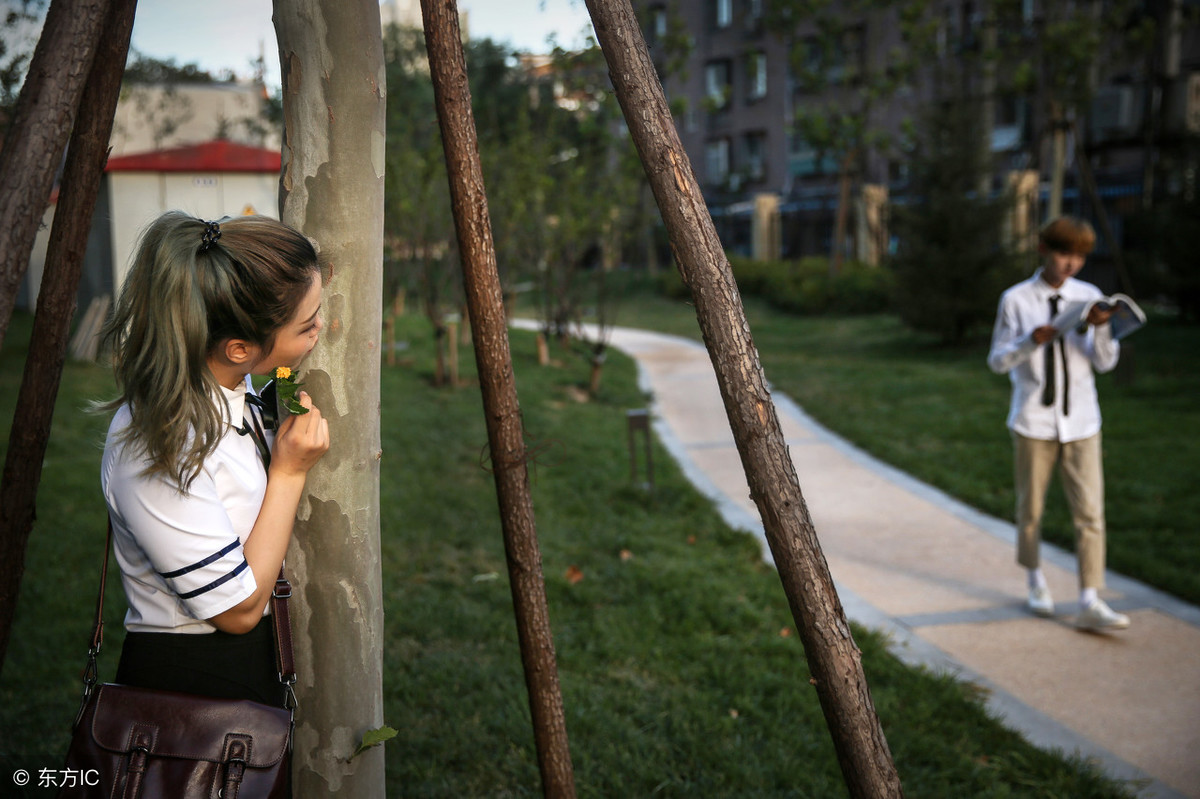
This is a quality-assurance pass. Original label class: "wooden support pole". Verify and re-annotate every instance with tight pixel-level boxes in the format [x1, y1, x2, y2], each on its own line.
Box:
[0, 0, 136, 678]
[0, 0, 111, 349]
[420, 1, 577, 796]
[583, 1, 903, 796]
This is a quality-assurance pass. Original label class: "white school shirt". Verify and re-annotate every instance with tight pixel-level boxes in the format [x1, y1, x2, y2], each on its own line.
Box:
[986, 270, 1120, 443]
[102, 375, 270, 634]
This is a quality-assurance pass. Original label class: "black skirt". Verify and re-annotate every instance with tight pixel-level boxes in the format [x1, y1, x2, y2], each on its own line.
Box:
[116, 615, 287, 708]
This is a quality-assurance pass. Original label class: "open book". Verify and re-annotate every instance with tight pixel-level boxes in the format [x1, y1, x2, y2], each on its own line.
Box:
[1051, 293, 1147, 341]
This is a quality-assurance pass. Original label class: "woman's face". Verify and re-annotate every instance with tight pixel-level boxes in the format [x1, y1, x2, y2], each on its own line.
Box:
[254, 272, 323, 375]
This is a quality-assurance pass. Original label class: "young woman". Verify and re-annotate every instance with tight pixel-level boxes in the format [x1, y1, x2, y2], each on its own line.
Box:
[99, 211, 330, 706]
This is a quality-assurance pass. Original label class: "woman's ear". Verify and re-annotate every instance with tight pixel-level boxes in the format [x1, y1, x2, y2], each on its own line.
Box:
[221, 338, 259, 367]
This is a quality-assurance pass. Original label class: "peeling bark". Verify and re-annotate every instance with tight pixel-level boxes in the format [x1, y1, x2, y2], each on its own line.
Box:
[273, 1, 387, 795]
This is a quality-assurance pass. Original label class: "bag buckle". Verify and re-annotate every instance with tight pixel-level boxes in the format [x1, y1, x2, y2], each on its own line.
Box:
[73, 649, 101, 726]
[282, 677, 298, 711]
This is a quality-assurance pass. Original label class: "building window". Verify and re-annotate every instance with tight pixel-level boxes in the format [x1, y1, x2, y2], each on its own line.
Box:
[744, 0, 764, 32]
[715, 0, 733, 29]
[838, 25, 865, 83]
[705, 60, 732, 111]
[788, 131, 837, 178]
[651, 6, 668, 42]
[746, 51, 767, 100]
[706, 138, 731, 185]
[743, 132, 766, 181]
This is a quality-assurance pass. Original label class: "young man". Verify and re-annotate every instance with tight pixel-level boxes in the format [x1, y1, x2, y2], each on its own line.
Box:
[987, 216, 1129, 631]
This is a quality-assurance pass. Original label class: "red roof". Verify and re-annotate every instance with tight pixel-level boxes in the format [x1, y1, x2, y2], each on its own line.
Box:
[105, 139, 281, 173]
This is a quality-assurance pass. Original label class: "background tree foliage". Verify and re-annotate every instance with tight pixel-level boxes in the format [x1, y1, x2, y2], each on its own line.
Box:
[382, 25, 651, 387]
[769, 0, 933, 275]
[889, 96, 1023, 344]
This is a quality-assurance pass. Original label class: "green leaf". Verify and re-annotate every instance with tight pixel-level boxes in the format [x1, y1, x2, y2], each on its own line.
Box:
[275, 378, 310, 416]
[350, 725, 398, 761]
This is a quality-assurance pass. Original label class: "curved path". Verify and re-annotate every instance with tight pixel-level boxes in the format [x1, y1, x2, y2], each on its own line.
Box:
[592, 324, 1199, 799]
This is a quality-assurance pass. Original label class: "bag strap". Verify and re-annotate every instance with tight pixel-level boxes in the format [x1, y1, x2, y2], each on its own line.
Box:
[82, 518, 298, 707]
[271, 569, 298, 708]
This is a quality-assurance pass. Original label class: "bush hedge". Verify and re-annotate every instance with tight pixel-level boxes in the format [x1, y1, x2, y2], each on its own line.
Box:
[659, 255, 892, 316]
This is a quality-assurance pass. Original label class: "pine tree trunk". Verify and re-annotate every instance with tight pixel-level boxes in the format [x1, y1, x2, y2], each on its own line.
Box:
[0, 0, 110, 350]
[273, 1, 387, 794]
[583, 1, 903, 796]
[830, 157, 853, 277]
[421, 2, 577, 796]
[1048, 102, 1067, 219]
[0, 0, 135, 678]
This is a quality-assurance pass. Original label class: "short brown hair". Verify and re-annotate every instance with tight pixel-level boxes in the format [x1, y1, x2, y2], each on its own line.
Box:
[1039, 216, 1096, 255]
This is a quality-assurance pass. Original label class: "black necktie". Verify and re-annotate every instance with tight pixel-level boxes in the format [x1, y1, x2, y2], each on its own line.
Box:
[238, 396, 272, 470]
[1041, 296, 1069, 416]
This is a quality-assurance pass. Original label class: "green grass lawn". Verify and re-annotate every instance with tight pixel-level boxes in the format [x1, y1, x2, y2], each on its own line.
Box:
[1, 309, 1133, 796]
[603, 274, 1200, 606]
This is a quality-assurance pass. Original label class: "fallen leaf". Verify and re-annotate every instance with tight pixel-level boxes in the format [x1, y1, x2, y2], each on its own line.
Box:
[565, 565, 584, 584]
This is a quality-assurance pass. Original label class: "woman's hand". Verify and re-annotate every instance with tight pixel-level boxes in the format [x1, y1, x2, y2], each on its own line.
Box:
[270, 391, 330, 479]
[210, 392, 328, 634]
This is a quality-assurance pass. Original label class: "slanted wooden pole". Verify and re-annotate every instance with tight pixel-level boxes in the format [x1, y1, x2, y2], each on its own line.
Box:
[583, 1, 903, 796]
[0, 0, 111, 349]
[0, 0, 136, 678]
[420, 1, 577, 796]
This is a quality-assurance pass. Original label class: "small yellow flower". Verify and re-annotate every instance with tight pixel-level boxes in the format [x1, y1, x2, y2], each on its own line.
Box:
[272, 366, 309, 415]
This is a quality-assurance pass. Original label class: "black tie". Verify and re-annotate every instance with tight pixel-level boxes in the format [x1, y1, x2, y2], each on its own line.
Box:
[1041, 296, 1069, 415]
[238, 396, 272, 470]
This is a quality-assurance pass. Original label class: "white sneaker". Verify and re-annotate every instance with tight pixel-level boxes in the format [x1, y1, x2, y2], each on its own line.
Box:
[1076, 599, 1131, 631]
[1027, 586, 1055, 617]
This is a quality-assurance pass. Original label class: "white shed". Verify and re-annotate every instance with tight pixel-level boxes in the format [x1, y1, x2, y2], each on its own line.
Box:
[22, 139, 281, 314]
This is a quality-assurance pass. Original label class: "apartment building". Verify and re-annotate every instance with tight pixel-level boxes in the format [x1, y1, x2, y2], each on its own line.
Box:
[639, 0, 1200, 261]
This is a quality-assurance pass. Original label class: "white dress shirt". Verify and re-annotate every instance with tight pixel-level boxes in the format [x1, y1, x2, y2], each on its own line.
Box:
[102, 375, 270, 634]
[987, 270, 1120, 442]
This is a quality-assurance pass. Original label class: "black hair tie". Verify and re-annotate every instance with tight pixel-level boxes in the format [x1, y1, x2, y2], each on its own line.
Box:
[199, 220, 222, 252]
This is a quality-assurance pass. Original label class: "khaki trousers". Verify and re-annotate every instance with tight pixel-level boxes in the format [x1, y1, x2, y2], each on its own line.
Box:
[1013, 432, 1106, 589]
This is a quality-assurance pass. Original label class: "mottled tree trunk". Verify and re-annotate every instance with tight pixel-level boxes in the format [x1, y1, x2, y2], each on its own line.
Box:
[0, 0, 111, 350]
[420, 1, 577, 796]
[273, 1, 387, 795]
[0, 0, 136, 678]
[583, 1, 903, 797]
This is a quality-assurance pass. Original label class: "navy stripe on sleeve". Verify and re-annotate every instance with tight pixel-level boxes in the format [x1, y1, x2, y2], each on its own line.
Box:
[175, 559, 251, 600]
[158, 540, 241, 579]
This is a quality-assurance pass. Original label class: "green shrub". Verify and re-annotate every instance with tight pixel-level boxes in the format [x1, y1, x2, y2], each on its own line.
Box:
[655, 254, 892, 317]
[657, 264, 692, 300]
[728, 255, 892, 315]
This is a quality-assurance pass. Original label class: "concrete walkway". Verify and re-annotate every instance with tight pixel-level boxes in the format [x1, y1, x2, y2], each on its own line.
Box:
[599, 324, 1200, 799]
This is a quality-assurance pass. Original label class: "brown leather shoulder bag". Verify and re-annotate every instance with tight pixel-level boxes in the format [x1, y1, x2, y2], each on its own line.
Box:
[58, 522, 296, 799]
